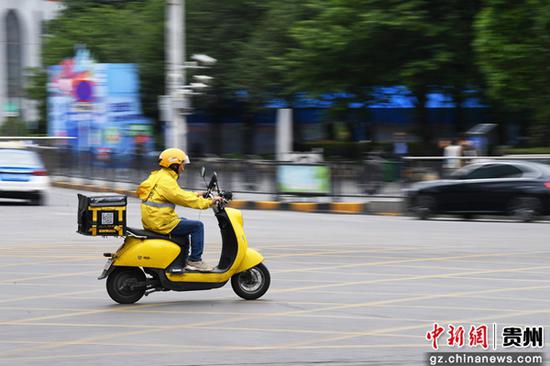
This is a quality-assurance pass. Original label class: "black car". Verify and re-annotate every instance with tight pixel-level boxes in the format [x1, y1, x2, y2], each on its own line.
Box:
[406, 160, 550, 222]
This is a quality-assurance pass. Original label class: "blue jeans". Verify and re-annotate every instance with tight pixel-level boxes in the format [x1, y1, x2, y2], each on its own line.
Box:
[170, 218, 204, 261]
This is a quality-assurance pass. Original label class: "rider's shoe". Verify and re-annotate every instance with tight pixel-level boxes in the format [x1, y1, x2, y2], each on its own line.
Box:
[167, 263, 185, 274]
[167, 266, 185, 274]
[167, 251, 187, 274]
[186, 260, 213, 272]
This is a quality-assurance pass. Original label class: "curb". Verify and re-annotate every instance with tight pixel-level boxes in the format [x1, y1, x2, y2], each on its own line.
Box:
[52, 181, 403, 216]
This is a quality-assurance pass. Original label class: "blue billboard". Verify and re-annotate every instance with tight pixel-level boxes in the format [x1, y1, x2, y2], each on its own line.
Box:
[48, 48, 153, 155]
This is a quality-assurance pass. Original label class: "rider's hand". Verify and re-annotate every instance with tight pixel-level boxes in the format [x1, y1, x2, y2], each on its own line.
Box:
[211, 196, 224, 205]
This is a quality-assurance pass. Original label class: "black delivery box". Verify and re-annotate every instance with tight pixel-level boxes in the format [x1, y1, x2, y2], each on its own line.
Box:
[77, 194, 127, 236]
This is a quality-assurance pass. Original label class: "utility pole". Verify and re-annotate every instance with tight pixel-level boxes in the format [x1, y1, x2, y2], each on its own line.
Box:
[164, 0, 215, 151]
[165, 0, 187, 151]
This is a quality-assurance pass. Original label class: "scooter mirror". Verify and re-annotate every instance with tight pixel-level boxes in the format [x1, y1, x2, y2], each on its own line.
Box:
[200, 166, 206, 178]
[207, 173, 217, 190]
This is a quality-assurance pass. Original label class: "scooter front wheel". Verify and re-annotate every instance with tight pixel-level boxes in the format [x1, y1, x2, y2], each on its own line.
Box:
[106, 267, 146, 304]
[231, 263, 270, 300]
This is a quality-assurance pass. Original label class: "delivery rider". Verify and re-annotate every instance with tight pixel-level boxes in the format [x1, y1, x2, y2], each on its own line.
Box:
[137, 148, 222, 273]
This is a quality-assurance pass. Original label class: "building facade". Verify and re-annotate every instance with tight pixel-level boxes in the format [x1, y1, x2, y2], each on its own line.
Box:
[1, 0, 61, 127]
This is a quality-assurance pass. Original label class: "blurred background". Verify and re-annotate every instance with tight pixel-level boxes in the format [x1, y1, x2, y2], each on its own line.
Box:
[2, 0, 550, 203]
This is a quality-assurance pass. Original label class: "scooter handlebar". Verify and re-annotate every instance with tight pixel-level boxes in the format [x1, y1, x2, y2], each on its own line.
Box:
[220, 191, 233, 200]
[202, 173, 232, 209]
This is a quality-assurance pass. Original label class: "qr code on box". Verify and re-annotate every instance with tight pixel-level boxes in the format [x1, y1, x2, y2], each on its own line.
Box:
[101, 212, 114, 225]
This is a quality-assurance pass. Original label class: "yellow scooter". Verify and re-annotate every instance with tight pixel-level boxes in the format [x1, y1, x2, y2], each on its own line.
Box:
[98, 170, 270, 304]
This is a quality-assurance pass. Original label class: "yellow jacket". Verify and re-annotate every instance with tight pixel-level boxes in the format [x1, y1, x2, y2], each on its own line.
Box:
[136, 168, 212, 234]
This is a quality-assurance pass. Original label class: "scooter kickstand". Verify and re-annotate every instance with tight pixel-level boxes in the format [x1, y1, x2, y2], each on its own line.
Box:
[144, 288, 162, 296]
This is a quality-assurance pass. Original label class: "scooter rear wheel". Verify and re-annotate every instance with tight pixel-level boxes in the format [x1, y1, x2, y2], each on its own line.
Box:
[106, 267, 146, 304]
[231, 263, 270, 300]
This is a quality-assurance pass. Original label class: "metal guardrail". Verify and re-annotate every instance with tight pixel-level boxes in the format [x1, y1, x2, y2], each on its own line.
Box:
[403, 155, 550, 160]
[402, 155, 550, 182]
[32, 148, 404, 200]
[0, 136, 78, 140]
[34, 146, 550, 200]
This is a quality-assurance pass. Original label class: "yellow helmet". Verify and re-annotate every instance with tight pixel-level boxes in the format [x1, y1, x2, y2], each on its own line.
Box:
[158, 148, 190, 168]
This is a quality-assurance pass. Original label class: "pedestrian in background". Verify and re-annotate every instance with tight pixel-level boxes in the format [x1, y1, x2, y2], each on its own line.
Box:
[393, 132, 409, 181]
[443, 139, 462, 176]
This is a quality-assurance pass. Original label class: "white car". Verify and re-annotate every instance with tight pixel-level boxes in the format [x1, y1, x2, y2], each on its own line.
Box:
[0, 149, 49, 205]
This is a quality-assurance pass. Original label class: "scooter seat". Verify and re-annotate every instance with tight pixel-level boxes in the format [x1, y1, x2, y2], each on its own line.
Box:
[126, 227, 189, 248]
[127, 227, 169, 239]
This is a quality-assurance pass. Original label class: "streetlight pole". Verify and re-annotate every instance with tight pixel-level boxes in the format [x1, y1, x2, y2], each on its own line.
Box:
[166, 0, 187, 152]
[164, 0, 215, 152]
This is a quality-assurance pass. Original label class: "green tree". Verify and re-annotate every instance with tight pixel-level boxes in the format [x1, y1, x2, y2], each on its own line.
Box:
[284, 0, 482, 143]
[28, 0, 490, 152]
[225, 1, 311, 153]
[186, 0, 266, 155]
[61, 0, 146, 12]
[25, 67, 48, 134]
[0, 117, 30, 136]
[229, 1, 310, 101]
[475, 0, 550, 144]
[30, 0, 271, 151]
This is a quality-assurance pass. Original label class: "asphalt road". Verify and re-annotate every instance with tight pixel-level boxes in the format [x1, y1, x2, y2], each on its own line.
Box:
[0, 188, 549, 366]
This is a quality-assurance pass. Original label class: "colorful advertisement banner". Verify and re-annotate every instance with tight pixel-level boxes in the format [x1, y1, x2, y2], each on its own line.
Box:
[48, 47, 153, 155]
